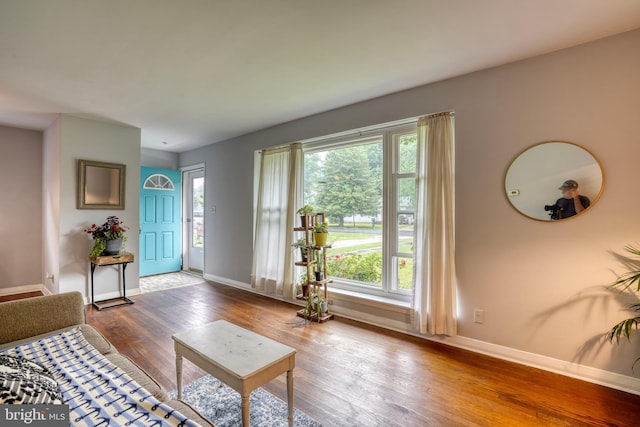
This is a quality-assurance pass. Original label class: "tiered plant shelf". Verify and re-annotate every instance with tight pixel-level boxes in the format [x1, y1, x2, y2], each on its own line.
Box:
[294, 212, 334, 323]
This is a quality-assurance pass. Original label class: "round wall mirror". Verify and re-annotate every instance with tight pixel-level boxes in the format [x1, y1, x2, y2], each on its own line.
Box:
[505, 141, 604, 221]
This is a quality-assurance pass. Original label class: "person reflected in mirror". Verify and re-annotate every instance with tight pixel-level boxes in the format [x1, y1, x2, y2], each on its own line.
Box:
[554, 179, 590, 219]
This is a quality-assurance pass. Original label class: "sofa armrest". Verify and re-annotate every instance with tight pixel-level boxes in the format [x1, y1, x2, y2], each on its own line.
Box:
[0, 292, 86, 345]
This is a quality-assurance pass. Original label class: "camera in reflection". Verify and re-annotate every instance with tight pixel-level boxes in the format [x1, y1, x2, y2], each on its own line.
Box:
[544, 204, 561, 220]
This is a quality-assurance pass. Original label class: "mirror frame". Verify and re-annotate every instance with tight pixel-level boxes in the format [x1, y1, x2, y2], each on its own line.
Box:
[77, 159, 126, 210]
[504, 141, 604, 222]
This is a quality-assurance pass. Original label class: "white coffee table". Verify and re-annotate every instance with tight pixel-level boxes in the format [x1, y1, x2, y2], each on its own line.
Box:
[172, 320, 297, 427]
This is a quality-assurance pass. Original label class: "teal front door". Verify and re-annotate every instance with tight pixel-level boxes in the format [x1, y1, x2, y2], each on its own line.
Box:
[140, 167, 182, 276]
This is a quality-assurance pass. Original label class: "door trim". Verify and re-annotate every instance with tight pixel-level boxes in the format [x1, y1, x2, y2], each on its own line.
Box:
[181, 163, 205, 273]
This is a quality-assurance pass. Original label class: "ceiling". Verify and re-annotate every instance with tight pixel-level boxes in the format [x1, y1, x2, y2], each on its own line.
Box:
[1, 1, 640, 153]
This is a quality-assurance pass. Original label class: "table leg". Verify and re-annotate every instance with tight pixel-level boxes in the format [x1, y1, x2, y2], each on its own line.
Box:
[122, 262, 128, 298]
[287, 369, 294, 427]
[241, 394, 250, 427]
[90, 264, 96, 305]
[176, 351, 183, 400]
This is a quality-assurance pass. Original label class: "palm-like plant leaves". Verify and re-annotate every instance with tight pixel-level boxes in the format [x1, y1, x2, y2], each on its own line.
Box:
[611, 246, 640, 291]
[608, 311, 640, 343]
[608, 246, 640, 369]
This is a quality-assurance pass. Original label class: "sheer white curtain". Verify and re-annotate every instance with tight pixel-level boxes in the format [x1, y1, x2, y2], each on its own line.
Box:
[412, 113, 457, 336]
[251, 143, 302, 298]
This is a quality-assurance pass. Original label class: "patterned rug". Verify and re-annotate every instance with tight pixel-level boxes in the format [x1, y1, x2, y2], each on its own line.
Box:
[139, 271, 206, 293]
[170, 375, 322, 427]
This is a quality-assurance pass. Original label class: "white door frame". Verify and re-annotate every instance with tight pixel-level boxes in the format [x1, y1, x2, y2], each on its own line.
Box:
[181, 163, 205, 273]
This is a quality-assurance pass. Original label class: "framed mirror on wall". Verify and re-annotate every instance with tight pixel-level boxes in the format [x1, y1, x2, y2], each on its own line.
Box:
[505, 141, 604, 221]
[77, 159, 126, 209]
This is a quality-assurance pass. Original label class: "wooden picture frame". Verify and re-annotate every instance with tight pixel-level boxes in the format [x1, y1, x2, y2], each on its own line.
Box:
[77, 159, 126, 209]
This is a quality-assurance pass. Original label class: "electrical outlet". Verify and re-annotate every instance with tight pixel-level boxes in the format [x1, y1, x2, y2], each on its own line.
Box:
[473, 309, 484, 324]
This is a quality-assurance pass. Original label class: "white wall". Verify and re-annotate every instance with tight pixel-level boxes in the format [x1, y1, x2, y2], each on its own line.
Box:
[52, 115, 141, 300]
[0, 126, 43, 292]
[180, 29, 640, 389]
[141, 147, 179, 169]
[43, 118, 61, 294]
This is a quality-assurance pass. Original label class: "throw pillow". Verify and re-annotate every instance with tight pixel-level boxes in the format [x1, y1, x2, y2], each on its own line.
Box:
[0, 354, 63, 404]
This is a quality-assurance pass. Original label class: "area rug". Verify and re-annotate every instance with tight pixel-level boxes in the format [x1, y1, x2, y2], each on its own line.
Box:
[170, 375, 322, 427]
[139, 271, 206, 293]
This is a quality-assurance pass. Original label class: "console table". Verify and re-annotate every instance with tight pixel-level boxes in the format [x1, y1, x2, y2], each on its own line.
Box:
[89, 253, 135, 310]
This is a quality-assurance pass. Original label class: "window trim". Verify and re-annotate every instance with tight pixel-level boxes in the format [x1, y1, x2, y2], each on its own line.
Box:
[301, 121, 418, 303]
[143, 174, 175, 190]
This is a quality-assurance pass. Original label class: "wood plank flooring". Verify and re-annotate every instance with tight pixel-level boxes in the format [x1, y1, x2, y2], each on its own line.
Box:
[85, 282, 640, 426]
[0, 291, 44, 302]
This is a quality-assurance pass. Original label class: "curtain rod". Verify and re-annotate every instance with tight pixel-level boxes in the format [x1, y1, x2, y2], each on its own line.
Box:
[425, 111, 454, 118]
[258, 110, 455, 152]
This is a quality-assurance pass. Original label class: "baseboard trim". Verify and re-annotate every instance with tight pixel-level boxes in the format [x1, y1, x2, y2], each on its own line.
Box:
[448, 336, 640, 395]
[203, 273, 640, 395]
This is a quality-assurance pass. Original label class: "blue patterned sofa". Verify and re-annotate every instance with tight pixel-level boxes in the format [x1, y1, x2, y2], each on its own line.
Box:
[0, 291, 213, 426]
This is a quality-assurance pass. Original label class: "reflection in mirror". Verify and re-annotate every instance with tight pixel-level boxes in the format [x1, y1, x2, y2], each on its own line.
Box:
[505, 141, 603, 221]
[78, 160, 126, 209]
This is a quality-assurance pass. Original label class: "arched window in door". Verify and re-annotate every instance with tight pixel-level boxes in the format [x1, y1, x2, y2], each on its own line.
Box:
[143, 174, 175, 190]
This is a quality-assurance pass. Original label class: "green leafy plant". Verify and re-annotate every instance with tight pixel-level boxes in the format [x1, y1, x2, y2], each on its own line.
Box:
[89, 239, 107, 258]
[296, 205, 314, 215]
[292, 238, 309, 249]
[297, 273, 310, 297]
[303, 286, 326, 321]
[608, 245, 640, 369]
[313, 220, 329, 234]
[292, 238, 310, 261]
[84, 216, 128, 257]
[84, 216, 128, 240]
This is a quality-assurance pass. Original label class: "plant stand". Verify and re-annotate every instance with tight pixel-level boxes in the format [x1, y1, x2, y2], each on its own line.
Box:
[294, 212, 334, 323]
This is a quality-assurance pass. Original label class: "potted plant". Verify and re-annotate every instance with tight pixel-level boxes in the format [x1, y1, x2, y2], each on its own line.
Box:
[313, 220, 329, 246]
[317, 296, 328, 318]
[298, 273, 310, 298]
[305, 287, 320, 321]
[84, 216, 128, 258]
[304, 287, 327, 320]
[608, 245, 640, 369]
[296, 205, 314, 228]
[314, 249, 324, 281]
[292, 238, 310, 262]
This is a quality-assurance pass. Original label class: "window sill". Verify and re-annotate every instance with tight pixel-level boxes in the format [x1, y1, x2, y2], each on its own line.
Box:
[327, 286, 411, 313]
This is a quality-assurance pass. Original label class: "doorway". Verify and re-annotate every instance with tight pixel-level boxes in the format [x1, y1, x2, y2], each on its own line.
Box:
[139, 167, 182, 277]
[183, 167, 205, 273]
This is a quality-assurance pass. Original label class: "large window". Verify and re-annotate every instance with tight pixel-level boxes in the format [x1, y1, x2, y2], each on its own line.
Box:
[303, 123, 417, 299]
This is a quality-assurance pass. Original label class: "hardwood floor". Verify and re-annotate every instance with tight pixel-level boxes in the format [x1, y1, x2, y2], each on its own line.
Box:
[0, 291, 44, 302]
[86, 282, 640, 426]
